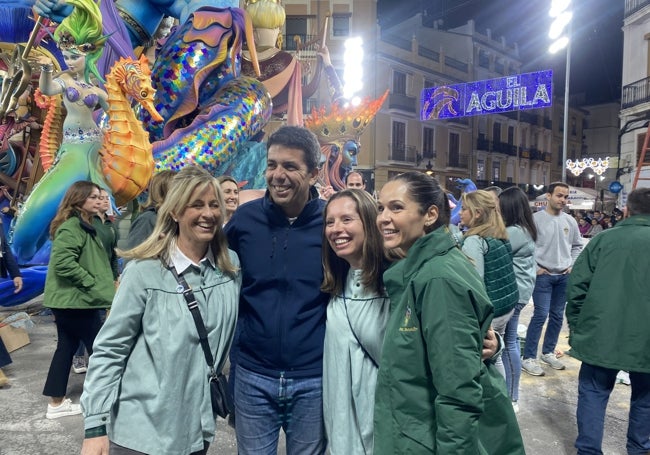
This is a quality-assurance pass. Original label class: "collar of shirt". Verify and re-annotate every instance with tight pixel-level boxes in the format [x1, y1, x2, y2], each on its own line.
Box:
[168, 241, 216, 274]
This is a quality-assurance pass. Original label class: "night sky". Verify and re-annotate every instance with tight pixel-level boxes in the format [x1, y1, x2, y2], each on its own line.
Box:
[377, 0, 623, 104]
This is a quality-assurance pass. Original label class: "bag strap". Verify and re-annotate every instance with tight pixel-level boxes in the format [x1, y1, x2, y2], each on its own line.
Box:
[168, 263, 216, 376]
[342, 294, 379, 368]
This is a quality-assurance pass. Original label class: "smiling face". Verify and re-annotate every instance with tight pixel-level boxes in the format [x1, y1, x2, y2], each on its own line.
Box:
[376, 180, 436, 253]
[220, 180, 240, 217]
[266, 144, 318, 217]
[174, 184, 222, 256]
[325, 196, 365, 269]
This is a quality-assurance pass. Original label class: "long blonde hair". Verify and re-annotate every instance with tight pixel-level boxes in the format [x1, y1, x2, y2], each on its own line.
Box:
[462, 190, 507, 239]
[49, 181, 101, 238]
[119, 166, 238, 276]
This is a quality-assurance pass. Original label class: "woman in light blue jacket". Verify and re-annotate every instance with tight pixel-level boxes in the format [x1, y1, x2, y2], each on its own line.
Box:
[498, 186, 537, 411]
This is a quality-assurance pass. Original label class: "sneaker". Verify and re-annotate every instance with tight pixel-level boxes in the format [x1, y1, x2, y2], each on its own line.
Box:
[512, 401, 520, 413]
[616, 371, 631, 385]
[0, 368, 9, 388]
[540, 352, 566, 370]
[522, 358, 545, 376]
[46, 398, 82, 419]
[72, 356, 87, 374]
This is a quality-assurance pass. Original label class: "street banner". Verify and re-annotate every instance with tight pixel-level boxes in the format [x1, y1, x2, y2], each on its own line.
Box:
[421, 70, 553, 120]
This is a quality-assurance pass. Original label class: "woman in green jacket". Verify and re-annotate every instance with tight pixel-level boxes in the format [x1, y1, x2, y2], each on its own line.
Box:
[42, 180, 115, 419]
[374, 172, 524, 454]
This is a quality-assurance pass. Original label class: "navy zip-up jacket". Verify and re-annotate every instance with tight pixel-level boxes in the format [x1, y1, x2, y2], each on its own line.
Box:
[226, 187, 328, 378]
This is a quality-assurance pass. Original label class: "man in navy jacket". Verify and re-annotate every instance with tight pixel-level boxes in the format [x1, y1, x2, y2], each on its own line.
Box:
[226, 126, 328, 454]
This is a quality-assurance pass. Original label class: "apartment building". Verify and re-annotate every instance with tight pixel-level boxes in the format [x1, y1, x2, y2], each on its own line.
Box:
[620, 0, 650, 194]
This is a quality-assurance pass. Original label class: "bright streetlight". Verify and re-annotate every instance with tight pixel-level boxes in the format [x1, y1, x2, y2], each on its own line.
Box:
[549, 0, 572, 183]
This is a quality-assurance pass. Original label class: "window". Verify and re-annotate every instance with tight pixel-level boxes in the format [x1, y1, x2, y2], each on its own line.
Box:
[332, 14, 350, 37]
[424, 79, 436, 90]
[507, 126, 514, 145]
[492, 122, 501, 144]
[423, 127, 435, 158]
[393, 71, 406, 95]
[477, 158, 485, 180]
[571, 117, 577, 136]
[557, 145, 563, 166]
[495, 59, 505, 74]
[479, 50, 489, 69]
[449, 132, 460, 167]
[492, 161, 500, 181]
[285, 17, 307, 45]
[391, 121, 406, 161]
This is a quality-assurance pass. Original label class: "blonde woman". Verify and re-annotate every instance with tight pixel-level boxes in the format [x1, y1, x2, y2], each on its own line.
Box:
[80, 166, 241, 454]
[461, 190, 519, 378]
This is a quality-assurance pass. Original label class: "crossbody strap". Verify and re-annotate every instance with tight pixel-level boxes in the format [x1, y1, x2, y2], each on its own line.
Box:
[342, 294, 379, 368]
[168, 263, 216, 375]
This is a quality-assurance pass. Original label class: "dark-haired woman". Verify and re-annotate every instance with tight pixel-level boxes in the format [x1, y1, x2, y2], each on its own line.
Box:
[321, 189, 390, 454]
[42, 181, 115, 419]
[373, 172, 524, 454]
[499, 186, 537, 412]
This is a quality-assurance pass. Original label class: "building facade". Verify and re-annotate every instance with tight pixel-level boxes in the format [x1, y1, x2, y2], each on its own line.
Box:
[620, 0, 650, 196]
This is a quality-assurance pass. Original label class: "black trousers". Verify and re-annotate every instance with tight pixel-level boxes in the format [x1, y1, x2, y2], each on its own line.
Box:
[42, 308, 103, 397]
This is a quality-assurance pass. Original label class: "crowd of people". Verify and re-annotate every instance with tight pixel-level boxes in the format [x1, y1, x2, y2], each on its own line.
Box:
[573, 208, 623, 238]
[2, 125, 649, 455]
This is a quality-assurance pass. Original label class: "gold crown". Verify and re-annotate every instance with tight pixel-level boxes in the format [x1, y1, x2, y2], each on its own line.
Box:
[305, 90, 388, 143]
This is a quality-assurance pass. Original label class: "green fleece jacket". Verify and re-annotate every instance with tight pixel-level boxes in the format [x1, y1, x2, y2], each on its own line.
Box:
[44, 216, 114, 309]
[567, 215, 650, 373]
[374, 226, 524, 454]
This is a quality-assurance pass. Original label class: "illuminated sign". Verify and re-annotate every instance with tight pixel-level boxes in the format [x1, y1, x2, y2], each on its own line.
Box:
[420, 70, 553, 121]
[566, 157, 610, 176]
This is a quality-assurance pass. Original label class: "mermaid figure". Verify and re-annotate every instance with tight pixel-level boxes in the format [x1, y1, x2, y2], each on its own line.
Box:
[12, 0, 109, 262]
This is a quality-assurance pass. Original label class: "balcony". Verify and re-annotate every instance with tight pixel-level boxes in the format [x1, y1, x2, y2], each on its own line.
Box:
[625, 0, 650, 17]
[622, 76, 650, 110]
[476, 137, 490, 150]
[388, 93, 417, 114]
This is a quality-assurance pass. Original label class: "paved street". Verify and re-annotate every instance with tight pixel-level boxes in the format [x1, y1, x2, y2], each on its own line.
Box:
[0, 298, 632, 455]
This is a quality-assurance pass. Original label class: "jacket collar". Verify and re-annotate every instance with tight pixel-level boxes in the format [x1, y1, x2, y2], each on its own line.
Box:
[168, 240, 216, 274]
[615, 215, 650, 228]
[77, 213, 97, 235]
[263, 186, 323, 226]
[399, 225, 459, 280]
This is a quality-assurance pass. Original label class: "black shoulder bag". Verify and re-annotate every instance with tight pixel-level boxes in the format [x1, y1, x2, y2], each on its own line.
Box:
[168, 264, 233, 418]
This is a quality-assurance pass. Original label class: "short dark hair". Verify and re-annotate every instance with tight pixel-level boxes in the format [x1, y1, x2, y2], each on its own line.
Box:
[345, 171, 365, 185]
[627, 188, 650, 216]
[547, 181, 569, 195]
[389, 172, 450, 231]
[266, 126, 321, 172]
[484, 185, 503, 196]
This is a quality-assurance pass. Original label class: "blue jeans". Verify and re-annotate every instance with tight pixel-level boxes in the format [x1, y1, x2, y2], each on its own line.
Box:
[576, 363, 650, 455]
[234, 365, 326, 455]
[503, 302, 526, 401]
[523, 273, 568, 359]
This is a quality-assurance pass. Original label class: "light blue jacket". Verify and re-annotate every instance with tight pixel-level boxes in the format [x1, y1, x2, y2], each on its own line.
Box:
[81, 246, 240, 455]
[506, 225, 536, 304]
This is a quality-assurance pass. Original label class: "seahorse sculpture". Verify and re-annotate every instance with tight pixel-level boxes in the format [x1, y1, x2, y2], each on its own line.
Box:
[33, 88, 63, 172]
[101, 55, 163, 206]
[11, 55, 161, 263]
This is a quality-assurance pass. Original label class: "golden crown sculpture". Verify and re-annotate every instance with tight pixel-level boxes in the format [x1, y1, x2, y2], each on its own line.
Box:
[305, 90, 389, 143]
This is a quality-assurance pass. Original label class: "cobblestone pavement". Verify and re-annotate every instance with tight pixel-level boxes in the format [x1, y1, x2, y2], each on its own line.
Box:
[0, 299, 631, 454]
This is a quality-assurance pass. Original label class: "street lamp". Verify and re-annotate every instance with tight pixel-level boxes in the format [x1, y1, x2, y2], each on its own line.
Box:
[549, 0, 572, 183]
